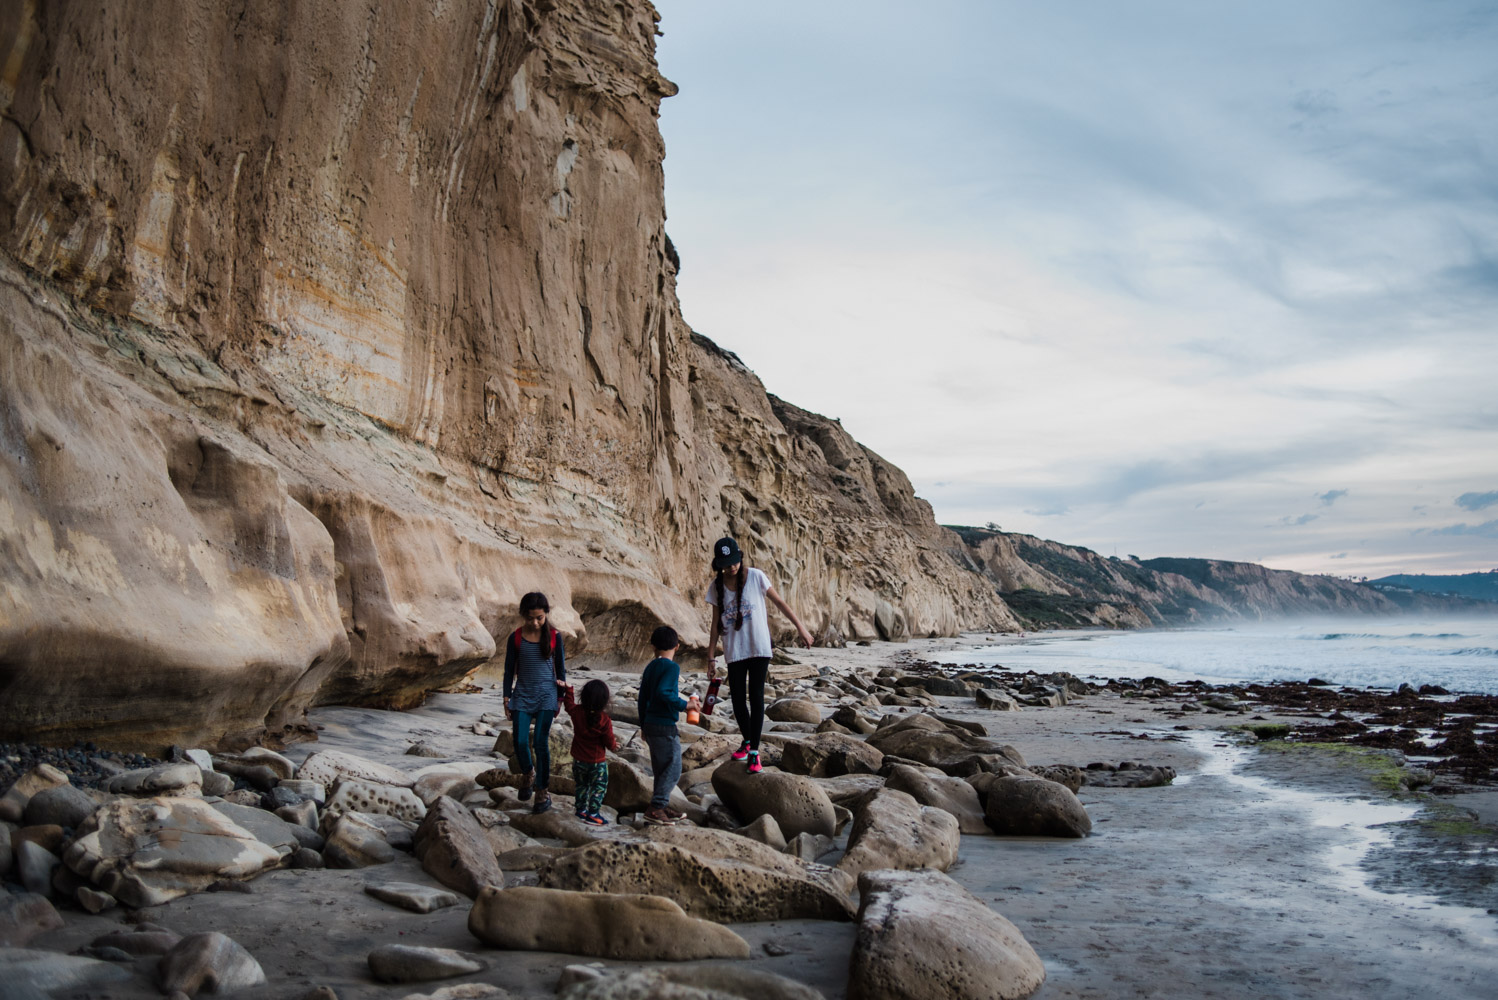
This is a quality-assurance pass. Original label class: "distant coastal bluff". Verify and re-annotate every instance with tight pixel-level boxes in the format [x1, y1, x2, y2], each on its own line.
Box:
[0, 0, 1463, 753]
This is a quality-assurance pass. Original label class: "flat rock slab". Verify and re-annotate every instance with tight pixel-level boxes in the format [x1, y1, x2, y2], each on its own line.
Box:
[107, 763, 203, 797]
[850, 869, 1044, 1000]
[539, 838, 853, 923]
[365, 881, 463, 914]
[469, 885, 750, 961]
[368, 944, 486, 983]
[64, 797, 282, 907]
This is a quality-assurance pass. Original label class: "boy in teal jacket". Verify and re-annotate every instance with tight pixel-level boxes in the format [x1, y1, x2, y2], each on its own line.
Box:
[637, 625, 695, 825]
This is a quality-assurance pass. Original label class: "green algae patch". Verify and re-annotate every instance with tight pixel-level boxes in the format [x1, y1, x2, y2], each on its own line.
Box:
[1240, 723, 1291, 741]
[1254, 740, 1415, 793]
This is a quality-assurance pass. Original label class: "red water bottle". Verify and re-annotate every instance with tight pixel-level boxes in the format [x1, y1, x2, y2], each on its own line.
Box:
[701, 676, 722, 715]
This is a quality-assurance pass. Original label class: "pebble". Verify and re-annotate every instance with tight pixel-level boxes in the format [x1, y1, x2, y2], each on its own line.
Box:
[367, 944, 486, 983]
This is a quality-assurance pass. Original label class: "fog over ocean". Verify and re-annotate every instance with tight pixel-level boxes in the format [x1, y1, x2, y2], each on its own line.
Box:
[966, 617, 1498, 695]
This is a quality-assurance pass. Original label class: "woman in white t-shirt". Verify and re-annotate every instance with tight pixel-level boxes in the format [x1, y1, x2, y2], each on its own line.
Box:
[705, 536, 813, 773]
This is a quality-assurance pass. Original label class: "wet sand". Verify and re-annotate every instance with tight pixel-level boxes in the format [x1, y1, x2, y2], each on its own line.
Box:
[29, 636, 1498, 999]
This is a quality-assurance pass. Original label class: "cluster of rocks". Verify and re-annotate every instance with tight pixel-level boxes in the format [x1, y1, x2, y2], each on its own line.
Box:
[1, 658, 1186, 999]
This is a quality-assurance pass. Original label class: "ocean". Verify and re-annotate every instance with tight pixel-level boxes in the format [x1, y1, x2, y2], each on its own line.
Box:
[962, 616, 1498, 695]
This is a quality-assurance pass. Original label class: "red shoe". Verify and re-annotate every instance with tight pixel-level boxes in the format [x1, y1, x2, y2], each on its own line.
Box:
[747, 750, 762, 774]
[731, 741, 750, 762]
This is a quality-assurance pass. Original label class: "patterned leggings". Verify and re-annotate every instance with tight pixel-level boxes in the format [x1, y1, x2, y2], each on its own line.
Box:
[572, 760, 609, 815]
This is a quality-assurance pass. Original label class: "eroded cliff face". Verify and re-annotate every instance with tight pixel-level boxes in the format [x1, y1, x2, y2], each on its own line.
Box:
[0, 0, 1013, 750]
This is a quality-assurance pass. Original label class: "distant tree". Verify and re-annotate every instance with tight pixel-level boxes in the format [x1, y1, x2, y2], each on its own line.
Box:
[985, 521, 1001, 532]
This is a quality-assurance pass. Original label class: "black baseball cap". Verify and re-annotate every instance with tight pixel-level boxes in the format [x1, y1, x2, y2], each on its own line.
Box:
[711, 536, 742, 570]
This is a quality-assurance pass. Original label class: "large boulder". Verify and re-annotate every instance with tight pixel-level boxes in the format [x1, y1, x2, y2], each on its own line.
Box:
[106, 763, 203, 798]
[158, 932, 267, 996]
[866, 715, 1024, 775]
[766, 699, 823, 724]
[210, 801, 302, 856]
[539, 839, 853, 922]
[63, 797, 282, 906]
[0, 893, 63, 947]
[837, 787, 960, 878]
[469, 886, 751, 961]
[778, 733, 884, 778]
[883, 764, 987, 834]
[980, 775, 1092, 838]
[412, 796, 504, 897]
[711, 763, 837, 839]
[810, 774, 886, 806]
[849, 869, 1045, 1000]
[681, 733, 739, 770]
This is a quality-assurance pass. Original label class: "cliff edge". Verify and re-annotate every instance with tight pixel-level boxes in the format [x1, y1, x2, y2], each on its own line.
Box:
[0, 0, 1013, 751]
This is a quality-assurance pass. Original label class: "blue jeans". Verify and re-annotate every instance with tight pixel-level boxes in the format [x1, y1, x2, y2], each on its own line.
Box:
[512, 709, 555, 790]
[642, 724, 681, 809]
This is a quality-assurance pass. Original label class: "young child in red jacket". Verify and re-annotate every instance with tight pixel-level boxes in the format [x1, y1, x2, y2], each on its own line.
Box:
[562, 679, 619, 824]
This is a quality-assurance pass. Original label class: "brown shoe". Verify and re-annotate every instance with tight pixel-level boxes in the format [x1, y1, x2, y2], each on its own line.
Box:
[518, 769, 535, 801]
[532, 790, 552, 815]
[643, 807, 678, 825]
[664, 807, 688, 820]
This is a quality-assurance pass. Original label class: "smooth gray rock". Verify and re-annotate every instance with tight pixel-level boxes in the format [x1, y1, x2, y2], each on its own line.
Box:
[413, 797, 504, 898]
[76, 886, 118, 913]
[322, 814, 397, 868]
[276, 800, 319, 830]
[0, 947, 132, 1000]
[90, 928, 182, 956]
[364, 881, 463, 914]
[367, 944, 485, 983]
[211, 800, 301, 855]
[0, 893, 64, 947]
[16, 841, 61, 897]
[158, 931, 266, 996]
[22, 784, 100, 829]
[558, 966, 826, 1000]
[200, 772, 235, 797]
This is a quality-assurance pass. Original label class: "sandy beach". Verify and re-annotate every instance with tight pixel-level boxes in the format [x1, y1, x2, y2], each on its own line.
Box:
[17, 635, 1498, 1000]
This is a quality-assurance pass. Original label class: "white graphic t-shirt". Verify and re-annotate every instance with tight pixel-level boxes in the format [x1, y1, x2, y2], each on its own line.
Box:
[705, 567, 773, 663]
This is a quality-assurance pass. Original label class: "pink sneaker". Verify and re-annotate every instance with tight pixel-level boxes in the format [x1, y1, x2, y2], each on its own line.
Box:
[731, 741, 750, 762]
[747, 750, 762, 774]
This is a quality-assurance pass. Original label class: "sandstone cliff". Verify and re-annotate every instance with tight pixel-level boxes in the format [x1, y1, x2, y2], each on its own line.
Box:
[0, 0, 1014, 751]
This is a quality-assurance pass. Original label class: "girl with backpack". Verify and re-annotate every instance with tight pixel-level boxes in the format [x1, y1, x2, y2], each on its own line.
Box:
[502, 592, 566, 813]
[704, 537, 813, 774]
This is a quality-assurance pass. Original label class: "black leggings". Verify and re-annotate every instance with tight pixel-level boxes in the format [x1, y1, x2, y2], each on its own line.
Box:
[727, 656, 771, 750]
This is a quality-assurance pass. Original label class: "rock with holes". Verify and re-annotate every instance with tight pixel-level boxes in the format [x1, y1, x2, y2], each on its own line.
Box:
[711, 763, 836, 840]
[321, 778, 426, 833]
[778, 732, 884, 778]
[981, 775, 1092, 838]
[883, 764, 987, 834]
[849, 869, 1044, 1000]
[468, 885, 750, 960]
[559, 966, 826, 1000]
[837, 787, 960, 878]
[158, 932, 267, 997]
[63, 797, 281, 906]
[413, 796, 504, 897]
[539, 838, 853, 922]
[298, 751, 414, 792]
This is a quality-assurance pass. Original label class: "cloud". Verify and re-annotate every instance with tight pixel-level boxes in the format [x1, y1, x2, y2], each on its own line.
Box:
[1456, 490, 1498, 512]
[1427, 520, 1498, 539]
[1329, 552, 1348, 559]
[1317, 489, 1348, 506]
[1024, 504, 1071, 517]
[1282, 513, 1320, 526]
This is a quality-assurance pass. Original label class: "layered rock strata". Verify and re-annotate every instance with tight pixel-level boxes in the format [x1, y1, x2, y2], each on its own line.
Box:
[0, 0, 1015, 749]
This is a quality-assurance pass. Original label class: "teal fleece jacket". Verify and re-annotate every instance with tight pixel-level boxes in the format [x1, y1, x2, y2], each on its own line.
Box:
[638, 656, 691, 726]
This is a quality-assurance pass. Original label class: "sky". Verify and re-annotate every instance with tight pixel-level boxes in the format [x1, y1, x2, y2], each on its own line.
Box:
[651, 1, 1498, 578]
